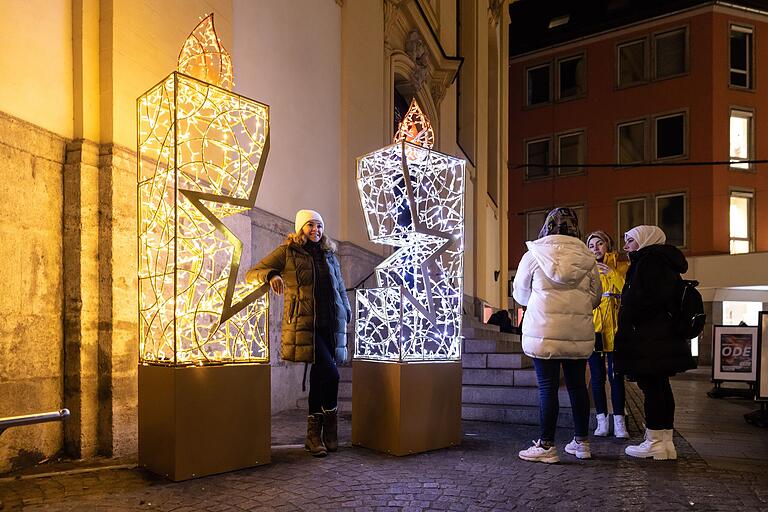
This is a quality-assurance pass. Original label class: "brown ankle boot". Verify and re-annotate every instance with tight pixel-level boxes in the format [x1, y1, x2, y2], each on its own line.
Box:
[322, 407, 338, 452]
[305, 413, 327, 457]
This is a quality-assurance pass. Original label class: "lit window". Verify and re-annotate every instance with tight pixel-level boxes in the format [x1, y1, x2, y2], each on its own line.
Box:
[558, 131, 585, 175]
[526, 138, 551, 179]
[527, 64, 551, 106]
[655, 112, 685, 159]
[618, 198, 645, 244]
[656, 193, 685, 247]
[618, 120, 645, 164]
[618, 40, 646, 86]
[729, 191, 753, 254]
[558, 55, 585, 99]
[729, 109, 752, 170]
[654, 28, 687, 79]
[526, 210, 548, 241]
[723, 301, 762, 325]
[730, 25, 753, 88]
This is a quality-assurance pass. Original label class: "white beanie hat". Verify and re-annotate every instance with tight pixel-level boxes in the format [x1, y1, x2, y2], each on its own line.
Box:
[294, 209, 324, 233]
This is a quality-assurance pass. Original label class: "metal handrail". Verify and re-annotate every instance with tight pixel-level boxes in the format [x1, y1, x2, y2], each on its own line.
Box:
[345, 269, 375, 292]
[0, 409, 70, 436]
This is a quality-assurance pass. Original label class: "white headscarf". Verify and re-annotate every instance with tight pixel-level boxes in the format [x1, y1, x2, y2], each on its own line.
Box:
[625, 225, 666, 250]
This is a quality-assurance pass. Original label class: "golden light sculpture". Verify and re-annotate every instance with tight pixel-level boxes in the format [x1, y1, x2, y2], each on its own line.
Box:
[137, 14, 271, 481]
[137, 14, 270, 366]
[352, 100, 465, 456]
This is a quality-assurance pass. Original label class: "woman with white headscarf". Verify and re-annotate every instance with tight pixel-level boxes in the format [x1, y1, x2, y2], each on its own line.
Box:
[614, 225, 695, 461]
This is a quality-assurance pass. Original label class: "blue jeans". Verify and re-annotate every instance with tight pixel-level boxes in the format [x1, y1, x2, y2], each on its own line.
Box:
[533, 358, 590, 442]
[587, 350, 626, 415]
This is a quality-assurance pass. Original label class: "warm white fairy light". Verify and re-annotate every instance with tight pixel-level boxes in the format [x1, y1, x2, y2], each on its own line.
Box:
[355, 100, 465, 361]
[137, 14, 270, 365]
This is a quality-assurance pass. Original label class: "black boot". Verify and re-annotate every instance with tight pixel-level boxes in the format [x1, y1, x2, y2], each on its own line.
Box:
[305, 413, 327, 457]
[322, 407, 338, 452]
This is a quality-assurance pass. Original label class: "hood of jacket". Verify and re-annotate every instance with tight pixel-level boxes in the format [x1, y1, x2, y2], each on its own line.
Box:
[526, 235, 596, 286]
[629, 243, 687, 274]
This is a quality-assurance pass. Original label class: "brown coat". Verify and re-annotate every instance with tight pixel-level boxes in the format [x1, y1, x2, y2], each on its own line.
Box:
[245, 240, 351, 363]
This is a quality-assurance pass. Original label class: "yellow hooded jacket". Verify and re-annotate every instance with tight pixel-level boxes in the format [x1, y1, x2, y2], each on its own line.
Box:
[593, 251, 629, 352]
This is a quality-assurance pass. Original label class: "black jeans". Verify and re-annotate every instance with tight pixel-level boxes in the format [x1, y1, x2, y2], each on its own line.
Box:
[308, 327, 339, 414]
[636, 374, 675, 430]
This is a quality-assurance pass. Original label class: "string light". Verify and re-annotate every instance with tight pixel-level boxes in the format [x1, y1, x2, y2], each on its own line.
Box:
[355, 100, 466, 362]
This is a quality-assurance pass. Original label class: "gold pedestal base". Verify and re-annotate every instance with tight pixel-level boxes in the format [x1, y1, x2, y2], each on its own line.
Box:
[138, 364, 271, 481]
[351, 360, 461, 456]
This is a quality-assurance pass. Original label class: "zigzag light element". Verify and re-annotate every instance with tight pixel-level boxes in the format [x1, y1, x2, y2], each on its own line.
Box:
[355, 100, 465, 361]
[137, 14, 270, 365]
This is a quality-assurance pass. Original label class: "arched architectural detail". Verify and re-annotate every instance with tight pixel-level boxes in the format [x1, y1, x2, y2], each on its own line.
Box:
[390, 50, 439, 138]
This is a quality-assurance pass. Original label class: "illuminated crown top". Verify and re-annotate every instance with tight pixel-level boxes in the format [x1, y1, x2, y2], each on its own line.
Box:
[177, 13, 233, 90]
[393, 99, 434, 149]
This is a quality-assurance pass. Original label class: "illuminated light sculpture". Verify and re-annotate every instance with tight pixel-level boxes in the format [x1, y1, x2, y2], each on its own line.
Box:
[354, 100, 465, 361]
[352, 100, 465, 456]
[137, 14, 270, 481]
[138, 13, 270, 366]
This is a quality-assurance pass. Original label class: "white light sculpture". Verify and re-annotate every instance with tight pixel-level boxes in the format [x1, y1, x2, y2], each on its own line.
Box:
[138, 14, 270, 365]
[355, 100, 465, 361]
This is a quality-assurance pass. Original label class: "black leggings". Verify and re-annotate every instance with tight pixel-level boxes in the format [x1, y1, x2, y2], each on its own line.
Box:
[636, 374, 675, 430]
[308, 327, 339, 414]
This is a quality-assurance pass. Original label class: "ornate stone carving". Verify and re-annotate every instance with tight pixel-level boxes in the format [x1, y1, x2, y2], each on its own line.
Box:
[406, 30, 429, 90]
[489, 0, 504, 27]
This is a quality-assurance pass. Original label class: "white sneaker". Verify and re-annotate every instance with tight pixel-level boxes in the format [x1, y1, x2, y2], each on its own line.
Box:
[613, 415, 629, 439]
[565, 438, 592, 459]
[625, 428, 671, 460]
[594, 413, 609, 436]
[663, 429, 677, 460]
[519, 440, 559, 463]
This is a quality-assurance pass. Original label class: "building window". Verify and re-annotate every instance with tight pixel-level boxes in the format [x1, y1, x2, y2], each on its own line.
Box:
[557, 131, 585, 175]
[656, 193, 685, 247]
[527, 64, 551, 105]
[730, 25, 753, 88]
[617, 39, 646, 87]
[730, 109, 753, 170]
[654, 28, 687, 79]
[618, 120, 645, 164]
[525, 138, 551, 179]
[571, 205, 586, 232]
[655, 112, 685, 159]
[525, 210, 548, 241]
[558, 55, 585, 99]
[618, 198, 646, 243]
[729, 191, 753, 254]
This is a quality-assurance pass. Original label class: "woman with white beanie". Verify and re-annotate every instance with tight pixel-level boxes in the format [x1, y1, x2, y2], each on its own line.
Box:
[246, 209, 351, 457]
[615, 225, 696, 461]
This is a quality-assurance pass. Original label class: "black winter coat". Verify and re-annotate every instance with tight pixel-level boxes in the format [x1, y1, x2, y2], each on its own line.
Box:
[614, 244, 696, 377]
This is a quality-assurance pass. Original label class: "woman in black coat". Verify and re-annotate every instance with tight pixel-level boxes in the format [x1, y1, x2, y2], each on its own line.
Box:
[614, 225, 695, 461]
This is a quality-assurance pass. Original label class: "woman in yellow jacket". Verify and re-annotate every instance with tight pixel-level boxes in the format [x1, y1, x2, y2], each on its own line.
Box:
[587, 231, 630, 438]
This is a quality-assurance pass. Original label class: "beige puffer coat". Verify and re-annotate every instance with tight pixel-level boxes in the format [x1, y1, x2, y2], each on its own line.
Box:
[245, 239, 351, 363]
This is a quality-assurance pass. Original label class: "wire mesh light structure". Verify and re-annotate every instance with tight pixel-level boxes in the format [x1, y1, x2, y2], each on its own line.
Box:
[355, 100, 466, 361]
[137, 14, 270, 365]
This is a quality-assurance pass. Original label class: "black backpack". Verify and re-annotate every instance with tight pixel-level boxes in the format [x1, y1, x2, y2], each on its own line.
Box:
[671, 278, 706, 339]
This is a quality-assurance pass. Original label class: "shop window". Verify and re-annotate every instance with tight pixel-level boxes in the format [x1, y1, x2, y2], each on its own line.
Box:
[558, 55, 585, 99]
[527, 64, 551, 106]
[723, 301, 762, 326]
[654, 28, 687, 79]
[655, 112, 685, 159]
[618, 120, 645, 164]
[656, 193, 685, 247]
[618, 40, 646, 86]
[729, 109, 753, 170]
[525, 210, 548, 241]
[617, 198, 645, 243]
[526, 138, 551, 179]
[557, 131, 585, 175]
[729, 191, 753, 254]
[730, 25, 753, 88]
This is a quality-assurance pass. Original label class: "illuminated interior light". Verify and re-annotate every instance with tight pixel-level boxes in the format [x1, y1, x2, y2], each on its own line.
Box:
[355, 100, 466, 362]
[138, 14, 270, 365]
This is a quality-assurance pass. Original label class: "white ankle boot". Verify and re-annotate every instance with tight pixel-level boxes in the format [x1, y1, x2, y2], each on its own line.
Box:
[663, 429, 677, 460]
[625, 428, 671, 460]
[613, 415, 629, 439]
[594, 413, 610, 436]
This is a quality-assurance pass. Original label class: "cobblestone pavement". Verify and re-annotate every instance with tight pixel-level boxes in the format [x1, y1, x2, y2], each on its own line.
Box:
[1, 382, 767, 511]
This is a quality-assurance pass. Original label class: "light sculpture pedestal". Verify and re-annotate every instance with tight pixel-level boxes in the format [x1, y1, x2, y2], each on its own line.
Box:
[352, 101, 465, 455]
[136, 14, 271, 479]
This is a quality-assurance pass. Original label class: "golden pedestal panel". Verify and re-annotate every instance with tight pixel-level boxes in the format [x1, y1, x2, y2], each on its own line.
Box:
[351, 360, 461, 456]
[138, 364, 271, 481]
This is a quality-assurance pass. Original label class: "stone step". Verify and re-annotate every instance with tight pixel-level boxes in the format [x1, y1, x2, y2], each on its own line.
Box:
[339, 365, 352, 381]
[463, 338, 523, 354]
[462, 327, 520, 343]
[462, 314, 499, 331]
[461, 384, 572, 407]
[462, 368, 537, 387]
[462, 353, 532, 370]
[462, 403, 574, 426]
[338, 380, 352, 399]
